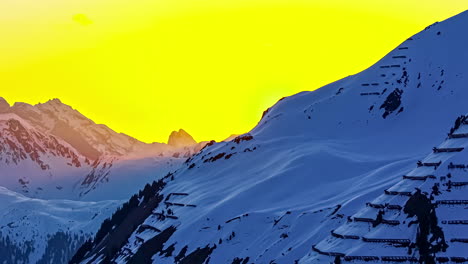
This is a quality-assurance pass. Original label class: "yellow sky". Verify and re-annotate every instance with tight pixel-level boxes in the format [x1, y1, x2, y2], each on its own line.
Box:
[0, 0, 466, 143]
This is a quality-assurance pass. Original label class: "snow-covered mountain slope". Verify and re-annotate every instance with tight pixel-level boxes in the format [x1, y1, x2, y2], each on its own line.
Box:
[0, 112, 180, 200]
[303, 115, 468, 263]
[0, 108, 193, 262]
[71, 10, 468, 264]
[0, 186, 120, 264]
[76, 156, 183, 201]
[0, 95, 206, 262]
[0, 112, 89, 196]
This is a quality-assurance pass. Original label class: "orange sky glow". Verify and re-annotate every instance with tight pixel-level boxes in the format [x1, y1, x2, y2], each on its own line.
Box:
[1, 0, 466, 143]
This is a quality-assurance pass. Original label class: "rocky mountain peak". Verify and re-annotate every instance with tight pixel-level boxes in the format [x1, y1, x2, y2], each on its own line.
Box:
[0, 97, 10, 113]
[168, 129, 197, 147]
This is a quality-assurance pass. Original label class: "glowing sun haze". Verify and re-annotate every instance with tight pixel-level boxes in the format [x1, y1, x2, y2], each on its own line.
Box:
[0, 0, 466, 143]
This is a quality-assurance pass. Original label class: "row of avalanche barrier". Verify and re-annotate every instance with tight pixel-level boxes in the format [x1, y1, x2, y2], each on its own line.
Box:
[309, 114, 468, 263]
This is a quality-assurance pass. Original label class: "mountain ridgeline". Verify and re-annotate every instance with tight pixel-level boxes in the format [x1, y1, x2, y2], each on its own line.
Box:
[0, 98, 208, 263]
[0, 97, 207, 200]
[70, 10, 468, 264]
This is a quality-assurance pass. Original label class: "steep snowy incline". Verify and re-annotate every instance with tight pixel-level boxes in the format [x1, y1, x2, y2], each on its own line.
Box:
[255, 10, 468, 156]
[0, 113, 185, 263]
[76, 156, 184, 201]
[72, 10, 468, 264]
[303, 114, 468, 263]
[0, 113, 87, 194]
[0, 186, 121, 264]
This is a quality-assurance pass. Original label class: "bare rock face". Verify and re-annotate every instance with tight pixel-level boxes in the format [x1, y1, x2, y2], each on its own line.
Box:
[0, 97, 10, 113]
[168, 129, 197, 148]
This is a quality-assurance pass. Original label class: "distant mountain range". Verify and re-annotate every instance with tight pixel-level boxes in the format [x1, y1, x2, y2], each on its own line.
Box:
[0, 97, 207, 199]
[0, 98, 208, 263]
[67, 10, 468, 264]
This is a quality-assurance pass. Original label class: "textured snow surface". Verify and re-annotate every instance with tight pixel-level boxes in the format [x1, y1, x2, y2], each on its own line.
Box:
[0, 186, 121, 263]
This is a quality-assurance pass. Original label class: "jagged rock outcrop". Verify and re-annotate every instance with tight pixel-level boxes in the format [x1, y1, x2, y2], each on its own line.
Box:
[168, 129, 197, 148]
[0, 97, 10, 113]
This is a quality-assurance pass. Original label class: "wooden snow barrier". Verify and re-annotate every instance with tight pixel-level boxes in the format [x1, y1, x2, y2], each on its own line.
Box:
[392, 56, 407, 59]
[311, 245, 345, 257]
[331, 230, 360, 240]
[450, 257, 468, 262]
[344, 255, 379, 261]
[380, 65, 391, 69]
[361, 83, 370, 86]
[435, 256, 468, 263]
[165, 192, 189, 201]
[417, 161, 442, 168]
[365, 203, 402, 210]
[448, 163, 466, 169]
[451, 238, 468, 243]
[139, 224, 161, 233]
[437, 200, 468, 205]
[391, 65, 401, 68]
[451, 182, 468, 187]
[366, 202, 385, 209]
[165, 202, 197, 207]
[153, 213, 178, 220]
[385, 190, 412, 196]
[352, 216, 400, 226]
[353, 217, 375, 223]
[382, 219, 400, 226]
[164, 202, 183, 207]
[433, 147, 464, 153]
[362, 237, 410, 245]
[342, 234, 360, 240]
[381, 256, 418, 262]
[398, 47, 409, 50]
[436, 256, 450, 263]
[371, 83, 379, 86]
[170, 192, 189, 196]
[135, 236, 144, 243]
[225, 216, 241, 223]
[403, 175, 436, 180]
[441, 220, 468, 225]
[387, 204, 403, 210]
[448, 133, 468, 139]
